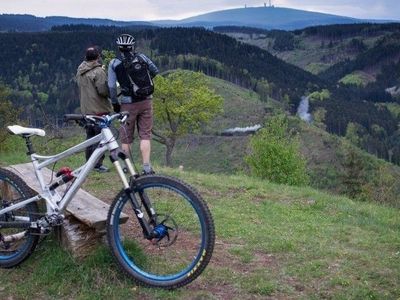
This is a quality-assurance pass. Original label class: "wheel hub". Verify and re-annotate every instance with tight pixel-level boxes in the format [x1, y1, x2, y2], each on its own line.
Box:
[150, 215, 178, 247]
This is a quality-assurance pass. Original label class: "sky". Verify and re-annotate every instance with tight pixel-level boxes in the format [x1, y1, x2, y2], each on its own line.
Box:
[1, 0, 399, 21]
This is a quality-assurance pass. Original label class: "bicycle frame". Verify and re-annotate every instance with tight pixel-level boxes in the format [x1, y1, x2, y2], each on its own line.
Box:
[0, 126, 134, 218]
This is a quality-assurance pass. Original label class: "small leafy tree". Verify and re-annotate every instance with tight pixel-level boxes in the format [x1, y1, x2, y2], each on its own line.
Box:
[101, 49, 115, 72]
[152, 70, 223, 166]
[345, 122, 362, 147]
[245, 115, 309, 186]
[0, 84, 21, 146]
[341, 145, 365, 199]
[308, 89, 330, 102]
[313, 107, 327, 130]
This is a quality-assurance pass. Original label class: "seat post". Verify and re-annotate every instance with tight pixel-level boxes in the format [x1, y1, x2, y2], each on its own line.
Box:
[23, 135, 35, 155]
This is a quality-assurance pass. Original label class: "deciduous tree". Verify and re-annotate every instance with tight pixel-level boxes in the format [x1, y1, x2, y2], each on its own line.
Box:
[152, 70, 223, 166]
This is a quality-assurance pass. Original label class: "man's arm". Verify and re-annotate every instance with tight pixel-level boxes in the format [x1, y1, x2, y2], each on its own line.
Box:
[107, 59, 119, 104]
[139, 54, 159, 78]
[107, 59, 121, 112]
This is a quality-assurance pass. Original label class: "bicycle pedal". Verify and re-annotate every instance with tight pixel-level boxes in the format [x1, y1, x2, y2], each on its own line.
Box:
[46, 214, 65, 226]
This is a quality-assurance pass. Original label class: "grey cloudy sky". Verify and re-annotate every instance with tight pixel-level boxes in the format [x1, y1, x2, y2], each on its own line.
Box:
[1, 0, 399, 21]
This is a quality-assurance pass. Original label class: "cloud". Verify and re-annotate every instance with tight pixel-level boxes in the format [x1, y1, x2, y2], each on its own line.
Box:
[275, 0, 400, 19]
[0, 0, 399, 20]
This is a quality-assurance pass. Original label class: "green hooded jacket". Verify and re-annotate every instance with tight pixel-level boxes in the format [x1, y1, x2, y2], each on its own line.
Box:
[76, 60, 112, 114]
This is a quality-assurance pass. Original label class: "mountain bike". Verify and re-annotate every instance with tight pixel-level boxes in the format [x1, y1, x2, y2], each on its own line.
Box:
[0, 112, 215, 289]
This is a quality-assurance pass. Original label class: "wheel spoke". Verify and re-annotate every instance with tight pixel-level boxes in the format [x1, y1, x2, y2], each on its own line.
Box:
[107, 175, 214, 288]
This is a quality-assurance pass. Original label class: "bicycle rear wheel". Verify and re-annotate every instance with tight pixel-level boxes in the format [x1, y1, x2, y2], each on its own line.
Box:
[0, 168, 39, 268]
[107, 175, 215, 289]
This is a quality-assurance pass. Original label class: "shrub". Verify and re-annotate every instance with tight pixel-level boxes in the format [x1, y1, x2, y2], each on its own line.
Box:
[0, 84, 21, 149]
[245, 115, 309, 186]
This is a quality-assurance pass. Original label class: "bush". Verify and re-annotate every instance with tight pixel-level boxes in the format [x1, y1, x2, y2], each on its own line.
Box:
[361, 165, 400, 207]
[245, 115, 309, 186]
[0, 84, 21, 148]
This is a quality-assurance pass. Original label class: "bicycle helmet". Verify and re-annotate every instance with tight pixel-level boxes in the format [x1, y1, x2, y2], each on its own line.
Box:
[116, 34, 135, 52]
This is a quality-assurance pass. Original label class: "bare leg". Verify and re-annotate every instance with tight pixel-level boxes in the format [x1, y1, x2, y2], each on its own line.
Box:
[140, 139, 151, 164]
[122, 140, 151, 173]
[122, 141, 150, 162]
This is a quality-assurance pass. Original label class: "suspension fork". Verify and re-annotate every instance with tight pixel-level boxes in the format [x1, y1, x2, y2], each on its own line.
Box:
[110, 150, 157, 239]
[124, 187, 154, 239]
[137, 190, 158, 226]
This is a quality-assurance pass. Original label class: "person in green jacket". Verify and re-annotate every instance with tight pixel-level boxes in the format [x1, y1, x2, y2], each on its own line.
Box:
[76, 46, 112, 172]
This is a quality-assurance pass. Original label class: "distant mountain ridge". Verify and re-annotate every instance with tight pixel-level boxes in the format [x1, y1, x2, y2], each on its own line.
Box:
[0, 14, 154, 32]
[154, 6, 364, 30]
[0, 6, 395, 32]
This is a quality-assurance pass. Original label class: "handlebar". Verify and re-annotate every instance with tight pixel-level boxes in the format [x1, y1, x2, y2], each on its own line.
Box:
[64, 112, 129, 126]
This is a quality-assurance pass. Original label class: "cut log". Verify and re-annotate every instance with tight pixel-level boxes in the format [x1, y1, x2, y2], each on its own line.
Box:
[6, 163, 128, 231]
[6, 163, 129, 258]
[0, 178, 21, 200]
[54, 215, 105, 259]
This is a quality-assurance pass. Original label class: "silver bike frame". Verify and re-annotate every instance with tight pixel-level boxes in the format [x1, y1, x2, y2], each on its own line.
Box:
[0, 125, 136, 218]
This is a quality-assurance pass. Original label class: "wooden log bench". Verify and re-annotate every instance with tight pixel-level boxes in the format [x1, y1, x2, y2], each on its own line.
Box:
[6, 163, 128, 258]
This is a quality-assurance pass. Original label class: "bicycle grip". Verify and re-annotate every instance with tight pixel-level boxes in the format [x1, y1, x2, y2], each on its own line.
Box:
[63, 114, 85, 122]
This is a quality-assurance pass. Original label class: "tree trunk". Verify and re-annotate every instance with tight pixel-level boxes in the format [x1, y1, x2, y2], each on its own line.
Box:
[165, 139, 176, 167]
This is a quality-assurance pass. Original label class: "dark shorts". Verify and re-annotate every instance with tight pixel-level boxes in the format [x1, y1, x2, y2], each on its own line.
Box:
[119, 100, 153, 144]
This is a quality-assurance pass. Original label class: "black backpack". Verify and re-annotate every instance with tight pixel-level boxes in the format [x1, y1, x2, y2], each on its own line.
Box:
[122, 53, 154, 98]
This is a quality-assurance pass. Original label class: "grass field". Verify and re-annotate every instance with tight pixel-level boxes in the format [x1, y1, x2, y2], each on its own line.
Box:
[0, 149, 399, 299]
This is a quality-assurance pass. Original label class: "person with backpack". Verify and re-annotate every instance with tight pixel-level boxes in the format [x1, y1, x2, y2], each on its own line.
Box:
[108, 34, 159, 175]
[76, 46, 112, 173]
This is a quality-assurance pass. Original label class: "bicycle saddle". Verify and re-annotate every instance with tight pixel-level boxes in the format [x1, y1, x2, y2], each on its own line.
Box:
[7, 125, 46, 137]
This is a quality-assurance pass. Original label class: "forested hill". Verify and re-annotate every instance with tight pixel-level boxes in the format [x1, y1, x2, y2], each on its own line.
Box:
[150, 27, 322, 99]
[0, 24, 400, 165]
[319, 32, 400, 82]
[0, 26, 322, 120]
[0, 14, 154, 32]
[214, 23, 400, 163]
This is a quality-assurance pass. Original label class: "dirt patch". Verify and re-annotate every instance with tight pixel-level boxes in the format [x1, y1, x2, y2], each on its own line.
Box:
[211, 240, 278, 274]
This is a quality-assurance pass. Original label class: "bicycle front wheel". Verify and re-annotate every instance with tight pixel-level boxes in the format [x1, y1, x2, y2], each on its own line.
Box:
[107, 175, 215, 289]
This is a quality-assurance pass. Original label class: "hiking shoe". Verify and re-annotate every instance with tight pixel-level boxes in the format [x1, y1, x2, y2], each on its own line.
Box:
[141, 168, 155, 176]
[94, 165, 109, 173]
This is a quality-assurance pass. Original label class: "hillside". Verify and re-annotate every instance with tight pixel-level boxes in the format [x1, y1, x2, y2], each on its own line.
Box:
[1, 24, 400, 190]
[0, 26, 321, 121]
[1, 60, 399, 206]
[295, 119, 400, 206]
[182, 76, 400, 207]
[216, 23, 400, 75]
[118, 75, 400, 207]
[215, 24, 400, 165]
[3, 24, 397, 151]
[0, 158, 398, 298]
[319, 32, 400, 82]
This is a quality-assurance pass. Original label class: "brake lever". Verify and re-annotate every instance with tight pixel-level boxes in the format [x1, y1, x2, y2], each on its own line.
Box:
[120, 114, 128, 123]
[85, 116, 97, 123]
